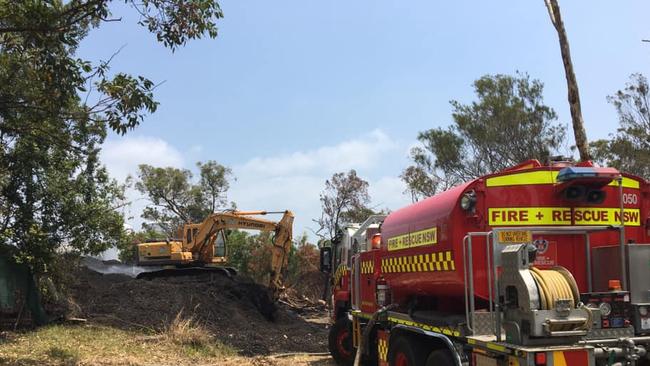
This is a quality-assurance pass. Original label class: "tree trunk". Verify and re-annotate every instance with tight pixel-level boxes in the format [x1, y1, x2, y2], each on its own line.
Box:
[545, 0, 591, 161]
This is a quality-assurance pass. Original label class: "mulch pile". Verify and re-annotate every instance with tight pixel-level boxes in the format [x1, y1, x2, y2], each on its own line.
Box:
[68, 267, 329, 356]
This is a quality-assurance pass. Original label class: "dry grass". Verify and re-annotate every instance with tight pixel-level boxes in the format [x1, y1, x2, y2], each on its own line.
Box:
[163, 311, 212, 348]
[0, 322, 236, 365]
[0, 322, 335, 366]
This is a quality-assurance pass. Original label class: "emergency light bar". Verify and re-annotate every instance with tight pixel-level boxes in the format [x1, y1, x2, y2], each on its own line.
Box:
[555, 166, 620, 204]
[556, 167, 620, 183]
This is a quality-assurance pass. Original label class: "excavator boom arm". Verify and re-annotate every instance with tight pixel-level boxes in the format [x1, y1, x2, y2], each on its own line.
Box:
[190, 210, 295, 294]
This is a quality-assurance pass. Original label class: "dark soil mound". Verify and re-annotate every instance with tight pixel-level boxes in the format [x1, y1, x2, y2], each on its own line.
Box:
[69, 267, 328, 356]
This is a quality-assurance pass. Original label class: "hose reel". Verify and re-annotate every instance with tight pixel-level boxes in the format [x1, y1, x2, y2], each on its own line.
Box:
[529, 266, 579, 311]
[499, 244, 591, 345]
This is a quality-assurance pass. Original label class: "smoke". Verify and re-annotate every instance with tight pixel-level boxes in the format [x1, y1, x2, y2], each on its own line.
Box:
[81, 257, 158, 278]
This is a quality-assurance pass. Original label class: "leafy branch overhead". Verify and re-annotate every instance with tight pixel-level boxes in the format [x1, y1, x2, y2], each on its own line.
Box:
[0, 0, 223, 271]
[134, 0, 224, 50]
[0, 1, 223, 50]
[402, 73, 566, 201]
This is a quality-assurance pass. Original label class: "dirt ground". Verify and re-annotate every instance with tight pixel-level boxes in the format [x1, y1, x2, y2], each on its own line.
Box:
[67, 266, 331, 358]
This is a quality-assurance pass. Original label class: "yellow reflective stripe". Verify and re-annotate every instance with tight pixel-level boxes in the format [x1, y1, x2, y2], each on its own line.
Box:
[380, 251, 455, 273]
[487, 170, 640, 189]
[378, 339, 389, 361]
[360, 260, 375, 274]
[447, 251, 456, 271]
[334, 264, 349, 285]
[609, 177, 640, 189]
[387, 316, 461, 337]
[486, 171, 558, 187]
[487, 343, 507, 352]
[553, 351, 567, 366]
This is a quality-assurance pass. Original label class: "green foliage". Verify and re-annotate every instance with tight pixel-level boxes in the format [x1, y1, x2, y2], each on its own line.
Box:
[196, 160, 232, 212]
[225, 230, 255, 276]
[135, 161, 233, 235]
[591, 73, 650, 179]
[402, 73, 566, 201]
[135, 0, 224, 51]
[0, 0, 223, 272]
[340, 206, 387, 225]
[286, 233, 319, 280]
[314, 170, 371, 241]
[116, 228, 160, 263]
[227, 230, 320, 289]
[97, 74, 158, 135]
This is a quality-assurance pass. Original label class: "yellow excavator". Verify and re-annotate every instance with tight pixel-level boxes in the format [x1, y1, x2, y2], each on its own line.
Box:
[135, 210, 294, 296]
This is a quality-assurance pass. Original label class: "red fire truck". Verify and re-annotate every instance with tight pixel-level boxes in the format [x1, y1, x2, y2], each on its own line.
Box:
[320, 160, 650, 366]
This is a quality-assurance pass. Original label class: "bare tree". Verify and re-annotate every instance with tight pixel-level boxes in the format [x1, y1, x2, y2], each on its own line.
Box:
[314, 170, 371, 241]
[544, 0, 591, 161]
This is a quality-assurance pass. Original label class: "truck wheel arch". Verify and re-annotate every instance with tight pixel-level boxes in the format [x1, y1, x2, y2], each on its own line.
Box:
[388, 325, 463, 366]
[328, 316, 355, 366]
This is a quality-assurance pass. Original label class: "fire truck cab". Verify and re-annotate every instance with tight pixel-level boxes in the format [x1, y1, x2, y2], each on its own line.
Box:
[322, 215, 387, 321]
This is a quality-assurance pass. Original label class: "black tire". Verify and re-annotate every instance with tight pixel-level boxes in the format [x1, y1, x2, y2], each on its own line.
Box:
[363, 327, 379, 365]
[425, 349, 455, 366]
[636, 359, 650, 366]
[328, 317, 356, 366]
[388, 335, 429, 366]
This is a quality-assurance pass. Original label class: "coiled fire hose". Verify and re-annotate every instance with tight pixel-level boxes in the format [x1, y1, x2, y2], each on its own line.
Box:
[530, 267, 576, 310]
[529, 266, 592, 331]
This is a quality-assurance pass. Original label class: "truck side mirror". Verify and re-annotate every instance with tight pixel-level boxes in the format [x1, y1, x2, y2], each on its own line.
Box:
[320, 247, 332, 273]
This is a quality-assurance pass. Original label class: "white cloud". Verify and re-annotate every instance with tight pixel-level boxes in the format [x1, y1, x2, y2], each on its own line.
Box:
[101, 136, 185, 231]
[239, 129, 397, 177]
[231, 130, 410, 238]
[369, 176, 411, 212]
[102, 136, 184, 181]
[102, 130, 413, 242]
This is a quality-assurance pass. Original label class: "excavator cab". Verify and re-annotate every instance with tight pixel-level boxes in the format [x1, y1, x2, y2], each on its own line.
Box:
[179, 224, 228, 264]
[214, 230, 226, 258]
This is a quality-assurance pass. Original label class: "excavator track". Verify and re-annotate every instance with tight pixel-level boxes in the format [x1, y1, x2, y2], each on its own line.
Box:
[136, 266, 238, 280]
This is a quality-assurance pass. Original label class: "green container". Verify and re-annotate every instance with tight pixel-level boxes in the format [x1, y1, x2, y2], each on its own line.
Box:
[0, 247, 49, 326]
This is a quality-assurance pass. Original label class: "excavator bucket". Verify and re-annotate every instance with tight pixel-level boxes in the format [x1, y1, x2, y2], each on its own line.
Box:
[269, 211, 294, 296]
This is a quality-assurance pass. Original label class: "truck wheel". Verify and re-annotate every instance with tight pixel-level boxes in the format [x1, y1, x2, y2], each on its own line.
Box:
[389, 335, 428, 366]
[425, 349, 455, 366]
[328, 317, 355, 366]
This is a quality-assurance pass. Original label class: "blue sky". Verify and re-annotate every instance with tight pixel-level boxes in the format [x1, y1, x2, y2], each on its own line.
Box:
[86, 1, 650, 239]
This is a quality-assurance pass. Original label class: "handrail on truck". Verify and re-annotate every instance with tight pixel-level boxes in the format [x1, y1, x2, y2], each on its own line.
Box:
[463, 224, 627, 342]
